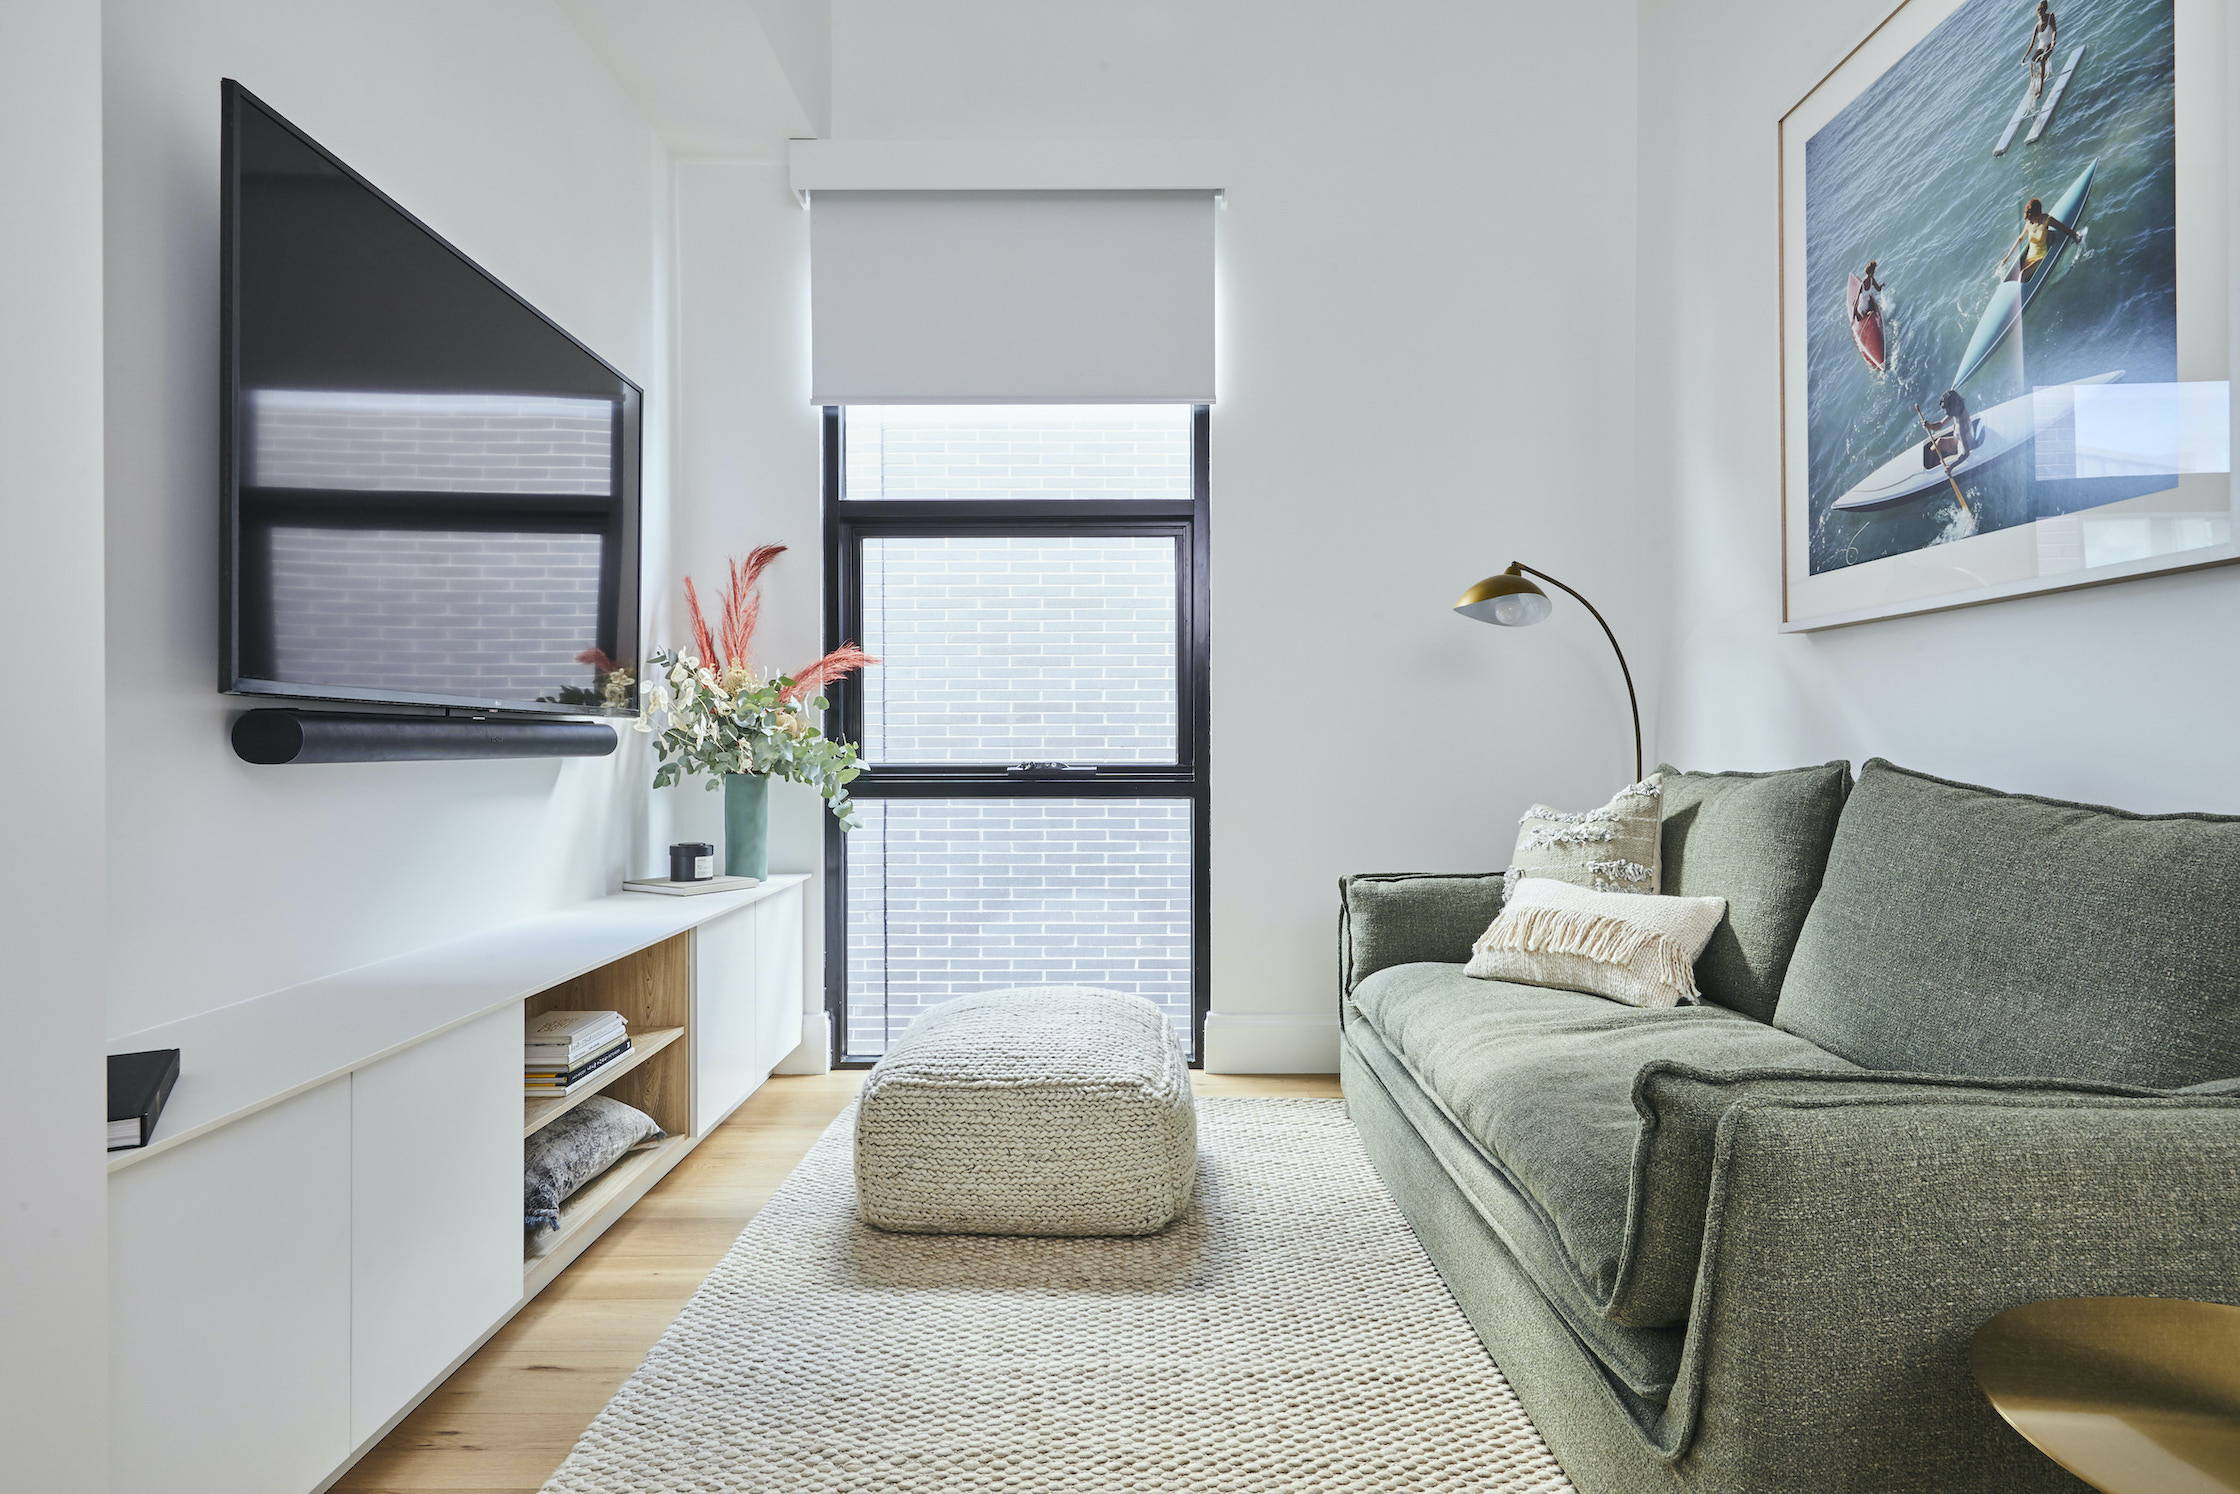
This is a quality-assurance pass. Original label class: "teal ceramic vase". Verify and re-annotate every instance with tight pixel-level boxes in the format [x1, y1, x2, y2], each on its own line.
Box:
[722, 772, 770, 879]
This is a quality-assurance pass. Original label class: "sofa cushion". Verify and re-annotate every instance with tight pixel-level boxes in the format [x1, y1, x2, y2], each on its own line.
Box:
[1350, 962, 1856, 1333]
[1658, 760, 1852, 1020]
[1507, 776, 1664, 893]
[1467, 877, 1729, 1008]
[1342, 1006, 1686, 1405]
[1775, 758, 2240, 1088]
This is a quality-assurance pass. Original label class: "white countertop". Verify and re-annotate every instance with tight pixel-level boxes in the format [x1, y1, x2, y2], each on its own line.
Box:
[107, 876, 809, 1172]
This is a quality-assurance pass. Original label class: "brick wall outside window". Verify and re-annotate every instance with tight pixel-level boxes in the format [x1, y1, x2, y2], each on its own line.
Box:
[860, 535, 1177, 764]
[843, 405, 1190, 503]
[844, 798, 1193, 1057]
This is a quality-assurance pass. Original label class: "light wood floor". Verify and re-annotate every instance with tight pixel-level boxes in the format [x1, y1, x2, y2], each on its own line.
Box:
[334, 1069, 1342, 1493]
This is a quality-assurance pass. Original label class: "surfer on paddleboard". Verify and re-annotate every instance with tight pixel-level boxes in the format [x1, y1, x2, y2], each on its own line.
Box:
[1854, 261, 1886, 321]
[1999, 196, 2082, 283]
[1919, 389, 1979, 469]
[2025, 1, 2058, 96]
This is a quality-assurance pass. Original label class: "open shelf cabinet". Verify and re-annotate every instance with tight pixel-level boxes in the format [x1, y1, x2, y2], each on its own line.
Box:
[523, 932, 697, 1280]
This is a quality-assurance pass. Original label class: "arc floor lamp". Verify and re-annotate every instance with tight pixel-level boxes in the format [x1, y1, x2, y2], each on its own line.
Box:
[1453, 563, 1643, 782]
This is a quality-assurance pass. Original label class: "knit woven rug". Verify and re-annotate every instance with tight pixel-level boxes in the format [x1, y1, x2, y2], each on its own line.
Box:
[541, 1096, 1574, 1493]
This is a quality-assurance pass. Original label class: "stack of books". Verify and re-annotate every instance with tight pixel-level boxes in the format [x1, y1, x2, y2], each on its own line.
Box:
[525, 1010, 631, 1099]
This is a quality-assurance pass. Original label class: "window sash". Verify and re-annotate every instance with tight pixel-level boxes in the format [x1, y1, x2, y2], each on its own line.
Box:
[823, 407, 1209, 785]
[837, 522, 1195, 774]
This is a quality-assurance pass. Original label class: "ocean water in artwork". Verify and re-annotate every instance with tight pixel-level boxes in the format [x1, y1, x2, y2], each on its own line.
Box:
[1804, 0, 2176, 575]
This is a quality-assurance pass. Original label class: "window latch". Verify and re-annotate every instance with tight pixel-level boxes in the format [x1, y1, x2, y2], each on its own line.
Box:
[1006, 762, 1098, 777]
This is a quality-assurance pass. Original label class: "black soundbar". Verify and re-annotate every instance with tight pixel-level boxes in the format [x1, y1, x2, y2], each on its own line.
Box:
[231, 709, 620, 765]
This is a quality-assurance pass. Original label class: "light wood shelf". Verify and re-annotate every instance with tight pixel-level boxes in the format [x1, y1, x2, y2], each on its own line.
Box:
[521, 1025, 685, 1138]
[523, 1134, 694, 1295]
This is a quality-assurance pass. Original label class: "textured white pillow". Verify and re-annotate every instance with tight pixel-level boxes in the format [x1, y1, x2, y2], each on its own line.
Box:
[1508, 775, 1663, 895]
[1466, 876, 1727, 1009]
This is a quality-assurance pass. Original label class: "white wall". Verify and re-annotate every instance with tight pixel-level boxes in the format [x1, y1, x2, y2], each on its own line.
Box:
[667, 156, 836, 1068]
[103, 0, 672, 1037]
[1640, 0, 2240, 814]
[825, 0, 1649, 1069]
[0, 4, 109, 1486]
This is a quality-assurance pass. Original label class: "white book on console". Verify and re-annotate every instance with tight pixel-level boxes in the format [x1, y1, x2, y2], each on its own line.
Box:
[622, 875, 762, 897]
[525, 1010, 626, 1054]
[526, 1037, 625, 1064]
[527, 1010, 625, 1040]
[525, 1023, 624, 1050]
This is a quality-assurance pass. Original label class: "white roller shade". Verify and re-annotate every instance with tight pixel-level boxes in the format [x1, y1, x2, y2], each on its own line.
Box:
[810, 191, 1215, 405]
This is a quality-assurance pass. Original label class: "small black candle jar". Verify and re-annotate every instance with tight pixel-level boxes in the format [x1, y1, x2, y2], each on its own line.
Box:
[669, 842, 716, 882]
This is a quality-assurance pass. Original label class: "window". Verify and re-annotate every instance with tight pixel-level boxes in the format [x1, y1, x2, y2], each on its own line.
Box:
[824, 404, 1209, 1062]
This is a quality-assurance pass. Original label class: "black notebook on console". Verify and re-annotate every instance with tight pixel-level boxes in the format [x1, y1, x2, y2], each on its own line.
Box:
[108, 1048, 181, 1152]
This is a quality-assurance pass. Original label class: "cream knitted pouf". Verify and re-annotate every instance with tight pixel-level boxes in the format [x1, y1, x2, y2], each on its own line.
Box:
[854, 986, 1197, 1237]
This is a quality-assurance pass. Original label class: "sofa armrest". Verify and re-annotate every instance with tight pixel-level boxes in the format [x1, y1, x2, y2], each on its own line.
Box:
[1668, 1092, 2240, 1490]
[1338, 872, 1506, 996]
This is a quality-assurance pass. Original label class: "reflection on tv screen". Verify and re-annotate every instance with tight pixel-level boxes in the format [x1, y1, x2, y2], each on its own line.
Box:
[226, 86, 638, 714]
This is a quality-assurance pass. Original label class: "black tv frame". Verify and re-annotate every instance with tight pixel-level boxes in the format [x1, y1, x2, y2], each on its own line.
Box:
[218, 79, 642, 724]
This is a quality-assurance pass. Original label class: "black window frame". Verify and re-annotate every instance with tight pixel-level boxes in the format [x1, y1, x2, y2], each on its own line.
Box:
[821, 404, 1212, 1066]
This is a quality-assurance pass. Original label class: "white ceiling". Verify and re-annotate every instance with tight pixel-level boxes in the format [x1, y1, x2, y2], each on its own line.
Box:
[556, 0, 828, 156]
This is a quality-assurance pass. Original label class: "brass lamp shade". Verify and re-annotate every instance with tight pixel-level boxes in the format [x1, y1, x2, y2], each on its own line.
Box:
[1452, 560, 1641, 781]
[1454, 567, 1554, 627]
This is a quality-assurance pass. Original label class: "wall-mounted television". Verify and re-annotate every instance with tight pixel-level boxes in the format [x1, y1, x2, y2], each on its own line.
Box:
[220, 80, 640, 719]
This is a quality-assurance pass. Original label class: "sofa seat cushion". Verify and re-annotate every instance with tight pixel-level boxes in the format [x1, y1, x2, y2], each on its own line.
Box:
[1342, 1003, 1687, 1406]
[1658, 760, 1852, 1020]
[1776, 759, 2240, 1088]
[1350, 962, 1857, 1332]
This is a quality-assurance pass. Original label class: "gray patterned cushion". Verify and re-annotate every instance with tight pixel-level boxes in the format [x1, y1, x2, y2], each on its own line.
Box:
[855, 986, 1196, 1238]
[1776, 758, 2240, 1086]
[525, 1095, 665, 1233]
[1657, 761, 1852, 1020]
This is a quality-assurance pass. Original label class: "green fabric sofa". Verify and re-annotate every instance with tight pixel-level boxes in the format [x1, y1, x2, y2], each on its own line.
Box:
[1339, 758, 2240, 1493]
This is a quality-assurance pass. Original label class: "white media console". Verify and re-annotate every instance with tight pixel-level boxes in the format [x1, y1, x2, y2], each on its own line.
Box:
[104, 875, 811, 1494]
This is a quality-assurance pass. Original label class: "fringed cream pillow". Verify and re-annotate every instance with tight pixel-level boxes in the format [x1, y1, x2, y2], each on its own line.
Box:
[1508, 776, 1663, 895]
[1466, 876, 1727, 1009]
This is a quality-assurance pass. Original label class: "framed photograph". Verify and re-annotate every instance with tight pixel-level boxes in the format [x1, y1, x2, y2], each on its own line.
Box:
[1779, 0, 2234, 630]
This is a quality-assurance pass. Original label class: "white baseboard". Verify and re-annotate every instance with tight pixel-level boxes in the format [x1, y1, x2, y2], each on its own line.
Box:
[1200, 1010, 1340, 1074]
[774, 1009, 833, 1075]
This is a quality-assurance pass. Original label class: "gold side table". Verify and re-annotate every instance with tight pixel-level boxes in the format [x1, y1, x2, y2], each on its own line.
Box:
[1972, 1296, 2240, 1494]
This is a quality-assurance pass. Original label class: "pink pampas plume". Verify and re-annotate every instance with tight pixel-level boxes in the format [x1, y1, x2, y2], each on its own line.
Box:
[682, 575, 720, 669]
[781, 643, 877, 704]
[719, 545, 786, 666]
